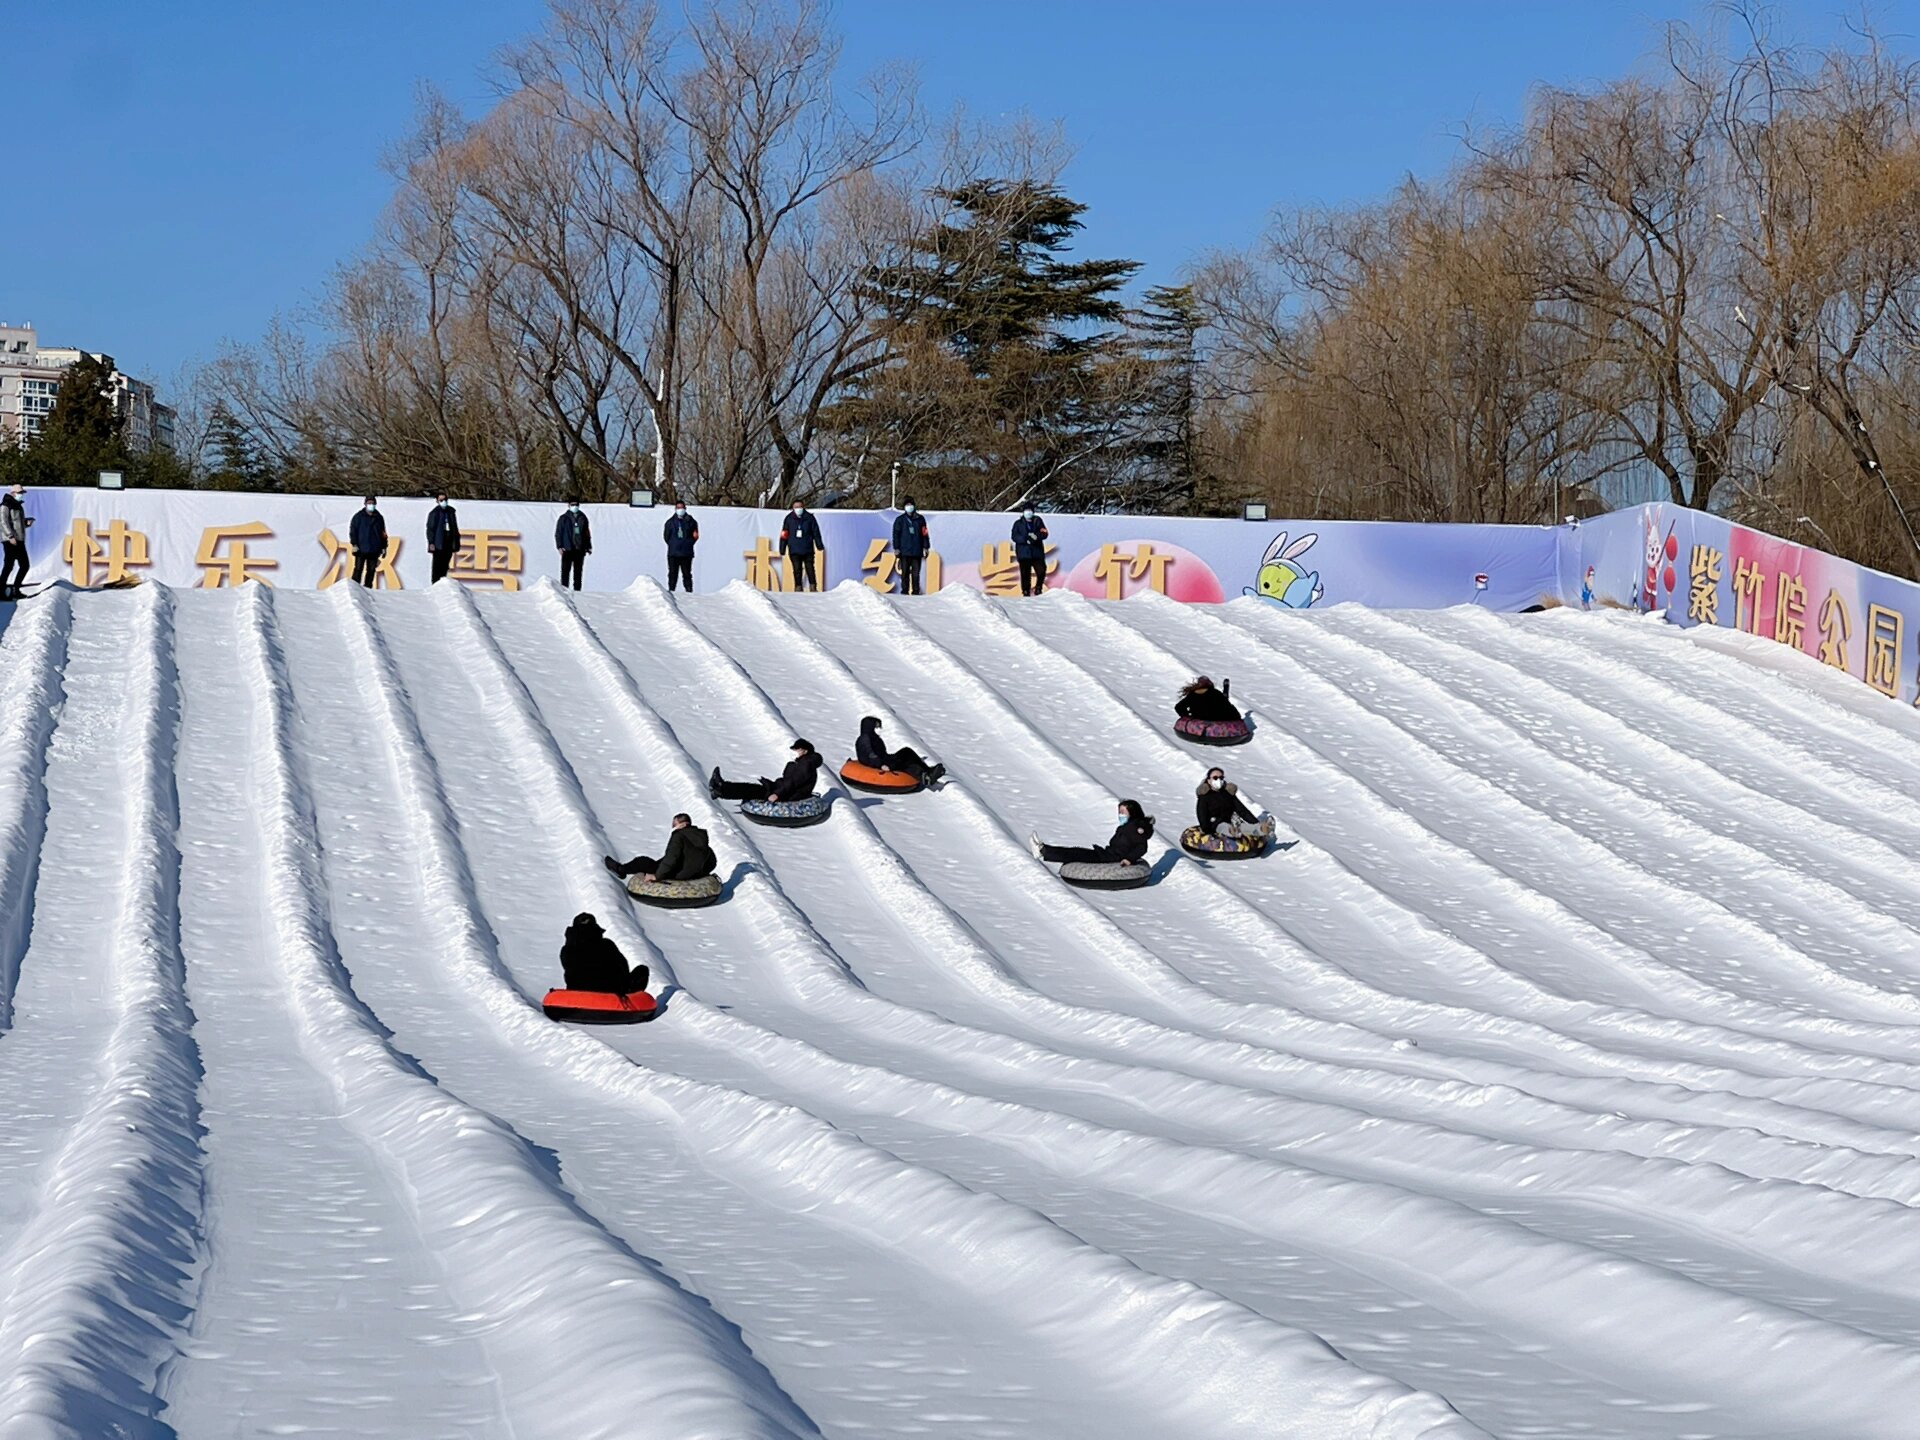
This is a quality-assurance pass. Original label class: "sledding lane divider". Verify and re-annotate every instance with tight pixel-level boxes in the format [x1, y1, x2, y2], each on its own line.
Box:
[0, 585, 205, 1439]
[0, 589, 72, 1030]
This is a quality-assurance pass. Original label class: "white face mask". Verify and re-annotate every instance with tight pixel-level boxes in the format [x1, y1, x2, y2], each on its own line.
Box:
[1208, 778, 1224, 790]
[675, 508, 686, 516]
[365, 502, 376, 510]
[905, 505, 916, 514]
[1023, 510, 1034, 519]
[569, 504, 579, 512]
[1117, 811, 1128, 823]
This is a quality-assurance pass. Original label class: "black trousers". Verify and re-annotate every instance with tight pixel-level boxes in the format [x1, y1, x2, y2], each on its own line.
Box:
[352, 551, 380, 587]
[880, 746, 928, 779]
[712, 774, 774, 801]
[899, 556, 924, 595]
[668, 555, 693, 592]
[0, 542, 27, 596]
[1041, 843, 1123, 865]
[560, 550, 585, 590]
[431, 548, 454, 583]
[789, 552, 817, 591]
[612, 854, 660, 878]
[1018, 556, 1047, 595]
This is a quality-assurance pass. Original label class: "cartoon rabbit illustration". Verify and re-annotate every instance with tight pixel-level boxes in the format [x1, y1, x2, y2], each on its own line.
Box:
[1245, 532, 1324, 609]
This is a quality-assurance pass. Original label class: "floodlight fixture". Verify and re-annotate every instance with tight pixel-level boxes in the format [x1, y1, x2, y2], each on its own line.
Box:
[1242, 501, 1268, 522]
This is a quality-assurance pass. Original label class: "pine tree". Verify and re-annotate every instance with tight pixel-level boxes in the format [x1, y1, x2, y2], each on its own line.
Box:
[31, 352, 128, 484]
[828, 181, 1142, 509]
[1125, 284, 1209, 509]
[204, 402, 271, 491]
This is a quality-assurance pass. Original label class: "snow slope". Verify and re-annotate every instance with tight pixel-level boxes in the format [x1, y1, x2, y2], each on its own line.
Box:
[2, 579, 1917, 1438]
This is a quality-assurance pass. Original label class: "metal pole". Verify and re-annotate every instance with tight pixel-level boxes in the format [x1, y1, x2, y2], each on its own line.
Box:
[890, 461, 899, 511]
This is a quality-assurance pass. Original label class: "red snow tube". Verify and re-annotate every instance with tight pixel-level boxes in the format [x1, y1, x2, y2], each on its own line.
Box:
[839, 760, 924, 794]
[1174, 716, 1251, 746]
[542, 988, 659, 1024]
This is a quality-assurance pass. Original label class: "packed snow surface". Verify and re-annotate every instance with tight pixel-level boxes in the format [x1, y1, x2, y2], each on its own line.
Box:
[2, 579, 1918, 1438]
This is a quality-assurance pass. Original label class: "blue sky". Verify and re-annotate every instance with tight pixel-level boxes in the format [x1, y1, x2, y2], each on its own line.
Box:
[7, 1, 1915, 393]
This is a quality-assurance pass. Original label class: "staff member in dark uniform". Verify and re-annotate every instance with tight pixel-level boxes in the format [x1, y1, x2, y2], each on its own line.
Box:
[892, 501, 930, 595]
[426, 492, 462, 584]
[1011, 506, 1049, 596]
[349, 496, 388, 588]
[555, 498, 592, 591]
[663, 502, 698, 592]
[780, 502, 823, 592]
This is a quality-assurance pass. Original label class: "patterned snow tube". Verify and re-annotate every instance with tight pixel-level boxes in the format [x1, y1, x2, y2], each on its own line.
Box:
[1180, 825, 1269, 860]
[626, 872, 723, 908]
[739, 793, 832, 827]
[840, 760, 923, 794]
[542, 988, 659, 1024]
[1058, 861, 1152, 890]
[1174, 716, 1251, 746]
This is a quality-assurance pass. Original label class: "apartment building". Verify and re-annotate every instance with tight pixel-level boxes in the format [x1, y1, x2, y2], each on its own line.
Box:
[0, 321, 177, 452]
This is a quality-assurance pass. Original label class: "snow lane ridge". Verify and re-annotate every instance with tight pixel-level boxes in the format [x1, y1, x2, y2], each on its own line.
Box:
[0, 591, 71, 1030]
[0, 586, 205, 1440]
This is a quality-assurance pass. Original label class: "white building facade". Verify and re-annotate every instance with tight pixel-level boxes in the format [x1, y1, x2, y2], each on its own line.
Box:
[0, 322, 176, 452]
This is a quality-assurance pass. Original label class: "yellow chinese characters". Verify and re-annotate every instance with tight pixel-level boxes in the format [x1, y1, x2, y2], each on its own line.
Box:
[743, 536, 826, 592]
[1686, 546, 1721, 626]
[62, 518, 151, 587]
[1092, 542, 1171, 600]
[978, 541, 1058, 596]
[1772, 573, 1807, 650]
[1866, 604, 1903, 697]
[1817, 591, 1852, 670]
[195, 522, 278, 588]
[1732, 557, 1764, 633]
[449, 531, 524, 590]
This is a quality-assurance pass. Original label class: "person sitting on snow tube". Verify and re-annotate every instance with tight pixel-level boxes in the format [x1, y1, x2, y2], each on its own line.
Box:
[1028, 799, 1155, 870]
[560, 912, 650, 994]
[1196, 767, 1265, 838]
[604, 812, 715, 886]
[710, 738, 824, 804]
[1176, 675, 1241, 724]
[853, 715, 945, 786]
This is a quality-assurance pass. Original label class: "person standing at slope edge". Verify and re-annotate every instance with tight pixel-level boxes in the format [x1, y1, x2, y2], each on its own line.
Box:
[556, 498, 592, 591]
[892, 500, 930, 595]
[663, 502, 699, 593]
[426, 491, 462, 584]
[1011, 506, 1049, 596]
[349, 495, 388, 589]
[780, 501, 823, 592]
[0, 483, 32, 601]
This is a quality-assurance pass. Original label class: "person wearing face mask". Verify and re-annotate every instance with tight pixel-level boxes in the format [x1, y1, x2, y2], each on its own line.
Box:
[0, 483, 32, 601]
[349, 495, 389, 588]
[891, 499, 930, 595]
[854, 715, 945, 785]
[426, 491, 462, 584]
[663, 502, 699, 592]
[555, 497, 592, 590]
[604, 812, 716, 884]
[1011, 506, 1049, 596]
[1195, 768, 1262, 837]
[710, 738, 823, 803]
[1029, 799, 1155, 868]
[779, 501, 823, 591]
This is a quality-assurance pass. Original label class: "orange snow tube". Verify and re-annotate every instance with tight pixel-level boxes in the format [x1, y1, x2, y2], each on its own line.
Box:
[542, 988, 660, 1024]
[839, 760, 924, 794]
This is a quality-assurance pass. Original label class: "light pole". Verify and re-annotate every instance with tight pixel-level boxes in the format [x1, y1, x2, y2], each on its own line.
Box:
[889, 461, 899, 511]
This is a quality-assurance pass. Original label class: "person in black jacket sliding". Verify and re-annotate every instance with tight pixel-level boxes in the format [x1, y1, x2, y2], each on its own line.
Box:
[663, 503, 698, 592]
[1195, 767, 1272, 838]
[891, 501, 930, 595]
[1175, 675, 1241, 723]
[1030, 799, 1155, 867]
[854, 715, 945, 784]
[1010, 506, 1048, 596]
[559, 912, 649, 994]
[426, 492, 462, 583]
[555, 499, 592, 590]
[779, 502, 823, 591]
[710, 738, 824, 802]
[604, 813, 717, 882]
[349, 496, 388, 588]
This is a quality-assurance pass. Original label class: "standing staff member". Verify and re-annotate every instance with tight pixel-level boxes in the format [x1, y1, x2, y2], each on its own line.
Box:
[779, 501, 823, 592]
[892, 500, 930, 595]
[426, 491, 462, 584]
[0, 484, 32, 601]
[663, 502, 698, 592]
[349, 495, 388, 589]
[555, 498, 592, 591]
[1011, 506, 1049, 596]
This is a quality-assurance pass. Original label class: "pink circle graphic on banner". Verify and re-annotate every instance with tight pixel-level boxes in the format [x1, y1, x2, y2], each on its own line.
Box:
[1060, 542, 1225, 603]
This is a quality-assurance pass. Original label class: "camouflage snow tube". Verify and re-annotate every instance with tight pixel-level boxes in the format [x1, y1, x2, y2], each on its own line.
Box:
[1058, 861, 1152, 890]
[739, 793, 832, 828]
[626, 872, 724, 908]
[1179, 825, 1269, 860]
[1173, 716, 1251, 746]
